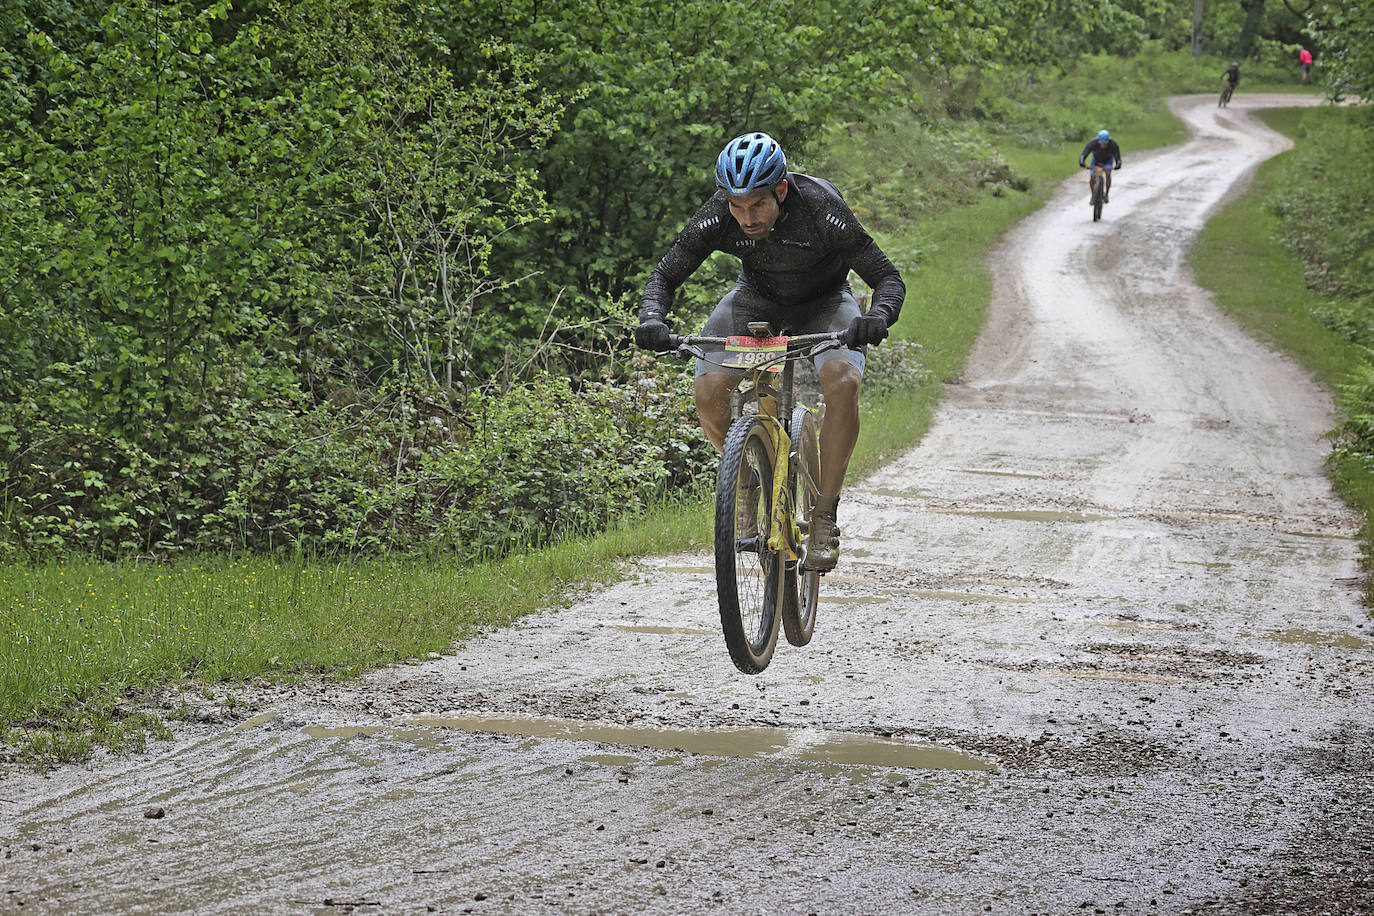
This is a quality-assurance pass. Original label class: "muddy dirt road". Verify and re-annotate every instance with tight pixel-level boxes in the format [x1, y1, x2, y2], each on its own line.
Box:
[6, 94, 1374, 915]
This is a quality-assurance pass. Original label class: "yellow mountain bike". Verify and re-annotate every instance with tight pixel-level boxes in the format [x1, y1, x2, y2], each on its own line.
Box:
[667, 323, 847, 673]
[1219, 78, 1235, 107]
[1086, 163, 1108, 222]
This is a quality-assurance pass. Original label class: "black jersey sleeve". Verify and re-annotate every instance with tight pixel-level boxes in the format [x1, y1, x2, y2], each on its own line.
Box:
[638, 199, 728, 323]
[845, 229, 906, 327]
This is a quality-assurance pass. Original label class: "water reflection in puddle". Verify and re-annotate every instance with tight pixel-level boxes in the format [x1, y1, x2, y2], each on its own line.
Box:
[235, 712, 279, 731]
[390, 713, 995, 772]
[1257, 628, 1370, 649]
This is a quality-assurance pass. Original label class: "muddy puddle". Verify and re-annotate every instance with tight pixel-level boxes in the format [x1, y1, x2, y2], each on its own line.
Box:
[1255, 628, 1372, 649]
[610, 624, 716, 636]
[391, 713, 996, 771]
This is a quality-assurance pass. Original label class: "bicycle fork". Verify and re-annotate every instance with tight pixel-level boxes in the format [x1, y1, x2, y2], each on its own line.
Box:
[763, 421, 800, 565]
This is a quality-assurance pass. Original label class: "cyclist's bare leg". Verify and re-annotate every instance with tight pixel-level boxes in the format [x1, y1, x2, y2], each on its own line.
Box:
[694, 370, 736, 451]
[817, 359, 861, 500]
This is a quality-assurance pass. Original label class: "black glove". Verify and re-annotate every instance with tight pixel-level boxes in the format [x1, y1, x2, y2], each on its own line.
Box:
[845, 314, 889, 348]
[634, 318, 671, 351]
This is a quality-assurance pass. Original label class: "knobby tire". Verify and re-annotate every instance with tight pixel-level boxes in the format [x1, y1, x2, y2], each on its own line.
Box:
[782, 407, 821, 647]
[714, 415, 783, 674]
[1091, 173, 1104, 222]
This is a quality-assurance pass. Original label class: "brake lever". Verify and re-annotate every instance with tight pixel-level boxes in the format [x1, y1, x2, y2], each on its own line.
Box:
[819, 335, 855, 354]
[669, 341, 707, 360]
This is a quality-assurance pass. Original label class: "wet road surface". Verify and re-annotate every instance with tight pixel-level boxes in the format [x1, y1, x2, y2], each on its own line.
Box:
[4, 94, 1373, 915]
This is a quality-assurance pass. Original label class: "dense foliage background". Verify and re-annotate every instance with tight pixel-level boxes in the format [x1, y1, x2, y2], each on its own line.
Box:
[0, 0, 1366, 560]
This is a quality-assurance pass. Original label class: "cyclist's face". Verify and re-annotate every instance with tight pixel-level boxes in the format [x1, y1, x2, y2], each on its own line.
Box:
[727, 180, 788, 238]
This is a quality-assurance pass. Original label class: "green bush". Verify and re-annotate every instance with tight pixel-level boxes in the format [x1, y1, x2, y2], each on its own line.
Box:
[1267, 108, 1374, 304]
[0, 357, 714, 559]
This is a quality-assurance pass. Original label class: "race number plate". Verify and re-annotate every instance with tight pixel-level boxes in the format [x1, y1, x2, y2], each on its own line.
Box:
[722, 335, 786, 372]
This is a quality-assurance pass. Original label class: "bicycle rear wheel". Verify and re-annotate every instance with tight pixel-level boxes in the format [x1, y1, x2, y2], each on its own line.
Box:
[782, 407, 821, 647]
[715, 415, 783, 673]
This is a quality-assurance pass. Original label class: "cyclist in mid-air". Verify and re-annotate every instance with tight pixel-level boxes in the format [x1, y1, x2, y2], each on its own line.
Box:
[1078, 129, 1123, 203]
[634, 131, 906, 572]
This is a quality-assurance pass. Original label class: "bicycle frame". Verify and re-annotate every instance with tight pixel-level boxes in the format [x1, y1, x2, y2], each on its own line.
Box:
[1086, 163, 1107, 221]
[672, 330, 842, 566]
[741, 358, 799, 563]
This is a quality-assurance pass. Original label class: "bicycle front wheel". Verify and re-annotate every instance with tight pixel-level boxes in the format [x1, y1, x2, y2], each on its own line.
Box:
[1091, 177, 1103, 222]
[782, 407, 821, 647]
[715, 415, 783, 674]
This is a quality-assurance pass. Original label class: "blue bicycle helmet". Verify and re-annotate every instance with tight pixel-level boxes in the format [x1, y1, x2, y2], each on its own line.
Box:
[715, 132, 788, 196]
[1098, 129, 1110, 141]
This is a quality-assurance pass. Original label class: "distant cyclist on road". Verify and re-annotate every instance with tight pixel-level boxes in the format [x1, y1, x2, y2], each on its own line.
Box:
[1223, 61, 1241, 93]
[1078, 129, 1123, 204]
[634, 131, 906, 571]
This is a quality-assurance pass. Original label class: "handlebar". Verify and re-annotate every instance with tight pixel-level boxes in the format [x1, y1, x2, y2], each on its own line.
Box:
[659, 331, 851, 364]
[668, 331, 850, 349]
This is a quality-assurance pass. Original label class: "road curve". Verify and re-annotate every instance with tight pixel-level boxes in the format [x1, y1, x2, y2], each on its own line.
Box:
[4, 94, 1373, 915]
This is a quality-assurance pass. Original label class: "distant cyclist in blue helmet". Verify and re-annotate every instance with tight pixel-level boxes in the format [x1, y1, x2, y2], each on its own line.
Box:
[635, 131, 907, 572]
[1078, 129, 1123, 203]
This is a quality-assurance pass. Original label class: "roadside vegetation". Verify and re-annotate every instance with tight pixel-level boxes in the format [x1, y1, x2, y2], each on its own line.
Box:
[3, 0, 1369, 766]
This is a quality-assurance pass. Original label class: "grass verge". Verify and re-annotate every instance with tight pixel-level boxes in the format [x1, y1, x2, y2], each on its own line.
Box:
[2, 503, 705, 768]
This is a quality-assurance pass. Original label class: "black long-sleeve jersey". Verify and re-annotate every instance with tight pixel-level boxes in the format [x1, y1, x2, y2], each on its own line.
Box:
[1079, 138, 1122, 168]
[639, 173, 906, 327]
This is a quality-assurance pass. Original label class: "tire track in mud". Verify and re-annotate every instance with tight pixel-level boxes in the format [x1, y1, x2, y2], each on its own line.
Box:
[5, 94, 1374, 915]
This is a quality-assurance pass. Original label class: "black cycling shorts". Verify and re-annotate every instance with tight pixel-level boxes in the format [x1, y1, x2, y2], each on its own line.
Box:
[693, 281, 866, 378]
